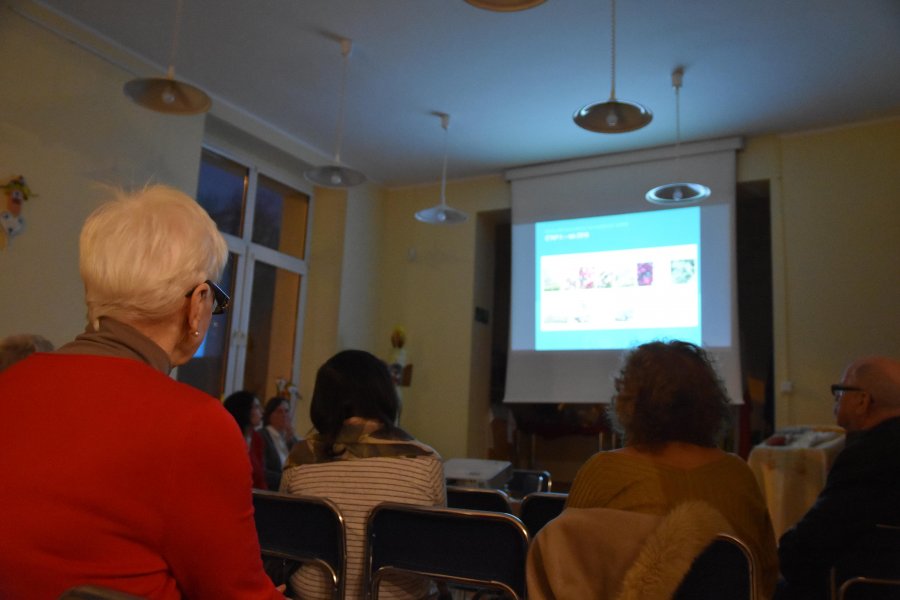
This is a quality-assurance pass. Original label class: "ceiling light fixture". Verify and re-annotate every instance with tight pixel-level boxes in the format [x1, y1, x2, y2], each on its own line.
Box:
[464, 0, 546, 11]
[573, 0, 651, 133]
[305, 38, 367, 188]
[123, 0, 211, 115]
[415, 113, 468, 225]
[645, 67, 711, 205]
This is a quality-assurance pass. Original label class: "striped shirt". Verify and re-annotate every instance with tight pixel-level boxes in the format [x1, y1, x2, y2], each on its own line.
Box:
[281, 452, 445, 599]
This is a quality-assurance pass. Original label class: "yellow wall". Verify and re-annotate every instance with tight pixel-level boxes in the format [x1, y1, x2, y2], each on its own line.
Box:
[377, 177, 510, 459]
[0, 7, 205, 345]
[295, 186, 347, 436]
[739, 120, 900, 427]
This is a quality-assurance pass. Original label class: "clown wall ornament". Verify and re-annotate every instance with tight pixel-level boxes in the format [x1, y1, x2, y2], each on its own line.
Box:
[1, 176, 35, 249]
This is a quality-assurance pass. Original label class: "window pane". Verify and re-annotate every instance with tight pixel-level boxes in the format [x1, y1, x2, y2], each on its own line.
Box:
[175, 253, 237, 399]
[252, 174, 309, 259]
[243, 262, 301, 401]
[196, 149, 247, 237]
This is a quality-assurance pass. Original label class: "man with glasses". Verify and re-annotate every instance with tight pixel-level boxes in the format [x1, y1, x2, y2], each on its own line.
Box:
[775, 356, 900, 599]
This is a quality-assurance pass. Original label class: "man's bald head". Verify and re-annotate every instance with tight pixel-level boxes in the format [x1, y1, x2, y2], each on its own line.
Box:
[837, 356, 900, 431]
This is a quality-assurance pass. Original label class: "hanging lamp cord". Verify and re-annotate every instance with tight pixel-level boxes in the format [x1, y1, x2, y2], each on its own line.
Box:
[440, 117, 449, 206]
[166, 0, 184, 78]
[608, 0, 617, 101]
[333, 41, 351, 164]
[675, 79, 682, 149]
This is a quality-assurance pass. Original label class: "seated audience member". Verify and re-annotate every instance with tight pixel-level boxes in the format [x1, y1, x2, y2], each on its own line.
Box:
[775, 356, 900, 600]
[224, 391, 269, 490]
[260, 396, 298, 490]
[566, 340, 778, 596]
[281, 349, 445, 600]
[0, 332, 54, 371]
[0, 185, 282, 599]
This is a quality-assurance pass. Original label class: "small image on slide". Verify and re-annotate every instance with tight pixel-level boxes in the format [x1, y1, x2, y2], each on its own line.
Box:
[637, 262, 653, 286]
[670, 259, 696, 284]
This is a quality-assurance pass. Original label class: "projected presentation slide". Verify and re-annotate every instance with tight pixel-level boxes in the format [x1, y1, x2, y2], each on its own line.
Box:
[534, 207, 701, 350]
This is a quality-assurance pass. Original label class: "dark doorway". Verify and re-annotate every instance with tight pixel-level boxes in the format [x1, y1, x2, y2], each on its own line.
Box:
[736, 180, 775, 452]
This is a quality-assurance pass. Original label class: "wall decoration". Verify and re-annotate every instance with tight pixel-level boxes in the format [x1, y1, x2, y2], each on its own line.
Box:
[1, 175, 36, 250]
[388, 326, 413, 387]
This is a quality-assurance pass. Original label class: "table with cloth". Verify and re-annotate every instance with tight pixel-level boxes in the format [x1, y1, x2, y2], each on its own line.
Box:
[747, 426, 845, 538]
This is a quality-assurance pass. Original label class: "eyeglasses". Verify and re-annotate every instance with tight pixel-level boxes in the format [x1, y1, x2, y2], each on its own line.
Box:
[831, 384, 864, 399]
[185, 280, 231, 315]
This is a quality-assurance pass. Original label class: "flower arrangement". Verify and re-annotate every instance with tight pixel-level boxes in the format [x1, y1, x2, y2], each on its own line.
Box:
[390, 326, 406, 349]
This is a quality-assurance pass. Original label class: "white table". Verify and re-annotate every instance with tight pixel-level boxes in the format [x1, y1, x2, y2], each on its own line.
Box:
[444, 458, 512, 489]
[747, 426, 845, 538]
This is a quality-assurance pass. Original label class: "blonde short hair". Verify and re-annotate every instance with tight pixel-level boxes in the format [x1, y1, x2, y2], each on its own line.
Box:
[80, 185, 227, 329]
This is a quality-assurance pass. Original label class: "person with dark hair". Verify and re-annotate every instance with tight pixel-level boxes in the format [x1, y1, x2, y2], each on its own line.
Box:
[0, 333, 54, 372]
[0, 185, 282, 599]
[224, 391, 268, 490]
[260, 396, 298, 490]
[281, 349, 445, 600]
[565, 340, 778, 596]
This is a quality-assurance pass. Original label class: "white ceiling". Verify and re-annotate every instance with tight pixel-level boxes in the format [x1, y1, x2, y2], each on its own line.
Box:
[31, 0, 900, 187]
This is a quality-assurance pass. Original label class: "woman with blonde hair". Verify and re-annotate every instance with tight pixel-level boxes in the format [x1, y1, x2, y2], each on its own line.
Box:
[0, 185, 282, 599]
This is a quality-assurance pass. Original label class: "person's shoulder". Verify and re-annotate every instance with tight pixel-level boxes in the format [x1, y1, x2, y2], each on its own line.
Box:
[575, 450, 631, 476]
[372, 427, 442, 459]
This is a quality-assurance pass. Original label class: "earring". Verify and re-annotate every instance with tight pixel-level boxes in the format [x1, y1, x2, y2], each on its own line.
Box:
[192, 330, 200, 337]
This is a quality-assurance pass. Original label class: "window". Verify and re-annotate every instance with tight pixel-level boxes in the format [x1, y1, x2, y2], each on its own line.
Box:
[176, 147, 311, 401]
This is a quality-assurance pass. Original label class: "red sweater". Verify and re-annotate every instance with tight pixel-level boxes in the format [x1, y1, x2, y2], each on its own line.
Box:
[0, 353, 282, 600]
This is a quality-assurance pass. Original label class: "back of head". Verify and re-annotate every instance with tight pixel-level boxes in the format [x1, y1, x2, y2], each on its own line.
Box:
[611, 340, 730, 448]
[850, 356, 900, 421]
[223, 390, 256, 433]
[310, 349, 399, 440]
[0, 333, 54, 372]
[79, 184, 227, 329]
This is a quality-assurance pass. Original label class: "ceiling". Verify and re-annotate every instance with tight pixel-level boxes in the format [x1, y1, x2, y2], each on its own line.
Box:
[31, 0, 900, 187]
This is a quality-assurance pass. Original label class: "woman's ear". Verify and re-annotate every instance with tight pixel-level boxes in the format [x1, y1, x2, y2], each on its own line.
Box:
[186, 283, 209, 334]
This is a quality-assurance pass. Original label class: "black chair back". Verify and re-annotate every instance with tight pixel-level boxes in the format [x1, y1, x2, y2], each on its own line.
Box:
[519, 492, 567, 538]
[446, 485, 513, 513]
[365, 503, 529, 600]
[505, 469, 552, 499]
[673, 533, 755, 600]
[59, 586, 145, 600]
[838, 576, 900, 600]
[252, 490, 346, 600]
[832, 523, 900, 600]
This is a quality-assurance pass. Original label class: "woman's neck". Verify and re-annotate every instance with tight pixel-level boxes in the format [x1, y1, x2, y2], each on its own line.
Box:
[615, 441, 725, 469]
[343, 416, 384, 435]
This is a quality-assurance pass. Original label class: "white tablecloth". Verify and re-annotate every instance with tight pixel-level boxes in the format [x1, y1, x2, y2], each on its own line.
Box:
[747, 427, 846, 538]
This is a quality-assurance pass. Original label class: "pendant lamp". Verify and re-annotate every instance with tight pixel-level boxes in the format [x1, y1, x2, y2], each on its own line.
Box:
[415, 114, 468, 225]
[305, 38, 367, 188]
[573, 0, 651, 133]
[645, 67, 711, 205]
[123, 0, 211, 115]
[464, 0, 546, 11]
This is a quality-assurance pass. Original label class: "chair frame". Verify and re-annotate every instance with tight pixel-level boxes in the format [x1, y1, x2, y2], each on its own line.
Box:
[518, 491, 568, 538]
[505, 469, 552, 499]
[830, 523, 900, 600]
[674, 532, 757, 600]
[252, 490, 346, 600]
[364, 503, 529, 600]
[838, 576, 900, 599]
[446, 485, 513, 514]
[58, 586, 145, 600]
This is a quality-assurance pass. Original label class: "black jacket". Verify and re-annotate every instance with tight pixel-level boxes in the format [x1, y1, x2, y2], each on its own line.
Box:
[775, 417, 900, 599]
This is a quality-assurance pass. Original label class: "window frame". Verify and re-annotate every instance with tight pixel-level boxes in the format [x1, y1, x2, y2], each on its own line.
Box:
[197, 142, 314, 398]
